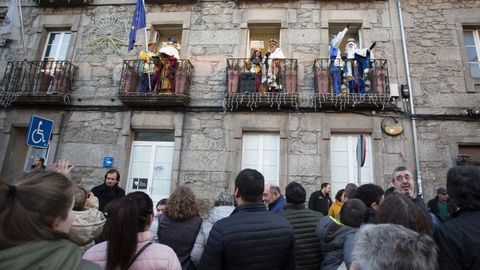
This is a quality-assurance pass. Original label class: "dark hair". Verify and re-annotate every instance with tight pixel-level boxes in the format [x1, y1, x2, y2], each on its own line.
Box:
[73, 186, 88, 211]
[106, 191, 153, 270]
[391, 166, 409, 181]
[0, 170, 75, 249]
[340, 199, 367, 227]
[321, 183, 330, 189]
[164, 187, 199, 222]
[285, 181, 306, 204]
[376, 194, 432, 235]
[104, 169, 120, 183]
[355, 184, 384, 209]
[446, 166, 480, 210]
[156, 198, 168, 208]
[335, 189, 345, 202]
[31, 157, 46, 169]
[250, 49, 263, 60]
[235, 169, 264, 203]
[344, 183, 358, 199]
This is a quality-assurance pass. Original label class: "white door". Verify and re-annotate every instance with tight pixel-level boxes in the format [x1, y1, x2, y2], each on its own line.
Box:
[242, 133, 280, 186]
[127, 141, 174, 204]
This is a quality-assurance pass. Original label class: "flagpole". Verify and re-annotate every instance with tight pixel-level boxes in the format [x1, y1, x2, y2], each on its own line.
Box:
[17, 0, 26, 59]
[142, 0, 152, 92]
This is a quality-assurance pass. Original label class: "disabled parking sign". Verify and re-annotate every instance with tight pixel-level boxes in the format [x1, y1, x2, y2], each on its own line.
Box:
[26, 115, 54, 149]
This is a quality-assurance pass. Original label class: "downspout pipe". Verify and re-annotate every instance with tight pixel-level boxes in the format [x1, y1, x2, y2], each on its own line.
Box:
[397, 0, 423, 195]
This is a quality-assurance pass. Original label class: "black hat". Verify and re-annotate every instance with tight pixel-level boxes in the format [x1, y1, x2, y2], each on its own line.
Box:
[437, 187, 447, 195]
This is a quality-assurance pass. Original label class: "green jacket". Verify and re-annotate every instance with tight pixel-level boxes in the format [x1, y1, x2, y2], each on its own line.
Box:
[281, 203, 324, 270]
[0, 239, 100, 270]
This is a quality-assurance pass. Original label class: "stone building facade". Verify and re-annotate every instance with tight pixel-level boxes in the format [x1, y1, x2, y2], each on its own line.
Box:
[0, 0, 479, 212]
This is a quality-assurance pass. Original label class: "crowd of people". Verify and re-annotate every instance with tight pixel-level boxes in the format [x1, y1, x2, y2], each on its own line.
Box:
[0, 161, 479, 270]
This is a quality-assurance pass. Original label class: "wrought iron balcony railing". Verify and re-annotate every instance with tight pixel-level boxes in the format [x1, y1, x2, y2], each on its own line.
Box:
[118, 59, 193, 107]
[226, 58, 298, 94]
[313, 58, 392, 109]
[0, 60, 76, 106]
[32, 0, 93, 7]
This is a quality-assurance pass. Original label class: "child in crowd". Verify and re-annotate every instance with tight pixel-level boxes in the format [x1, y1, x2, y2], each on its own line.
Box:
[69, 186, 106, 252]
[316, 199, 367, 270]
[191, 192, 235, 265]
[83, 192, 181, 270]
[0, 171, 100, 270]
[328, 189, 345, 219]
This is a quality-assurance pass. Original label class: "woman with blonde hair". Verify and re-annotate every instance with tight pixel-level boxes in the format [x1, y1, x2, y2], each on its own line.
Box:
[0, 170, 100, 270]
[158, 186, 202, 270]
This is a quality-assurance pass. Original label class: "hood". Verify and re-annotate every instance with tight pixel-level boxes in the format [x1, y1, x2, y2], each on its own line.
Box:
[316, 216, 356, 245]
[69, 208, 106, 246]
[0, 240, 86, 270]
[207, 205, 235, 223]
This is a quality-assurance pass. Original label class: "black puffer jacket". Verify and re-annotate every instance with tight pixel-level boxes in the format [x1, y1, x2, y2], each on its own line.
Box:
[315, 216, 357, 270]
[281, 203, 323, 270]
[198, 202, 295, 270]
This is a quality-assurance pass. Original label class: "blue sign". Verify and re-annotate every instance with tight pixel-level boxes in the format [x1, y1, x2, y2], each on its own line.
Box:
[103, 156, 114, 167]
[26, 115, 54, 149]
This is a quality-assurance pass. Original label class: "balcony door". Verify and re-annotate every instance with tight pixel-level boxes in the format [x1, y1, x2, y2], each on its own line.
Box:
[127, 132, 174, 204]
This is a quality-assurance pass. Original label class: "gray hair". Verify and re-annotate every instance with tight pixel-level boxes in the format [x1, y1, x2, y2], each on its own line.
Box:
[352, 224, 437, 270]
[391, 165, 409, 181]
[214, 191, 235, 207]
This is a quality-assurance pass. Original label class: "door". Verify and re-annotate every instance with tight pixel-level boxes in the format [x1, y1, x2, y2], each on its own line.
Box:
[127, 141, 174, 204]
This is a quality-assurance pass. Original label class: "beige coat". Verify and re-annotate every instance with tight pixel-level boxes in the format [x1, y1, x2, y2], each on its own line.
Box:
[69, 208, 106, 252]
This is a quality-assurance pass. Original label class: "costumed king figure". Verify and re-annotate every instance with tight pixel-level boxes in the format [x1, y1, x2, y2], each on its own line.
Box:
[329, 25, 349, 96]
[343, 38, 376, 95]
[155, 39, 180, 93]
[263, 39, 286, 92]
[139, 42, 158, 93]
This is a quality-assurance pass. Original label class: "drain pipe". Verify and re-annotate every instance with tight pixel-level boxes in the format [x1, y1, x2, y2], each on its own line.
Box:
[397, 0, 423, 195]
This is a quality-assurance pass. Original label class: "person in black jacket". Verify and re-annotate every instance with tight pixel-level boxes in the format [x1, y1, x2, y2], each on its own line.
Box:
[434, 166, 480, 270]
[198, 169, 295, 270]
[281, 181, 323, 270]
[91, 169, 125, 213]
[308, 182, 332, 215]
[427, 187, 457, 223]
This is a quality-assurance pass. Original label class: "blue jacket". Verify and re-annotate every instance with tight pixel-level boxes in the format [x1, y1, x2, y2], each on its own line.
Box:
[269, 195, 286, 213]
[315, 216, 357, 270]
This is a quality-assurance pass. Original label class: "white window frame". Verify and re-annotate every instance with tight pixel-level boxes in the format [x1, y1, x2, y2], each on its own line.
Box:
[242, 133, 280, 186]
[41, 31, 71, 61]
[330, 134, 374, 197]
[127, 141, 174, 201]
[464, 29, 480, 78]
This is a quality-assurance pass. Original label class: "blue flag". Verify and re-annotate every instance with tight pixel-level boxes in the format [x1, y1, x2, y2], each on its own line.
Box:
[128, 0, 146, 51]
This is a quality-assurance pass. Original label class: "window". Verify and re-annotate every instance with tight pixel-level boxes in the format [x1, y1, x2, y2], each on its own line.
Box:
[153, 25, 182, 56]
[41, 32, 71, 62]
[242, 133, 280, 185]
[248, 23, 280, 57]
[329, 23, 362, 52]
[330, 134, 373, 196]
[457, 144, 480, 165]
[464, 29, 480, 78]
[127, 132, 175, 203]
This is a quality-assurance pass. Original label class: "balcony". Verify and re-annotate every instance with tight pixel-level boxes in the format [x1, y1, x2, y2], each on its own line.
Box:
[118, 59, 193, 107]
[32, 0, 93, 7]
[224, 58, 298, 111]
[0, 60, 76, 107]
[313, 58, 393, 110]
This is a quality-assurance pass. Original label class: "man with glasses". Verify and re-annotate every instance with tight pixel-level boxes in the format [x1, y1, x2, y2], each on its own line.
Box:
[391, 166, 433, 230]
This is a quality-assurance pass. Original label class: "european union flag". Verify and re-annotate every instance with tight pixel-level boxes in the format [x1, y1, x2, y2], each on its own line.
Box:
[128, 0, 146, 51]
